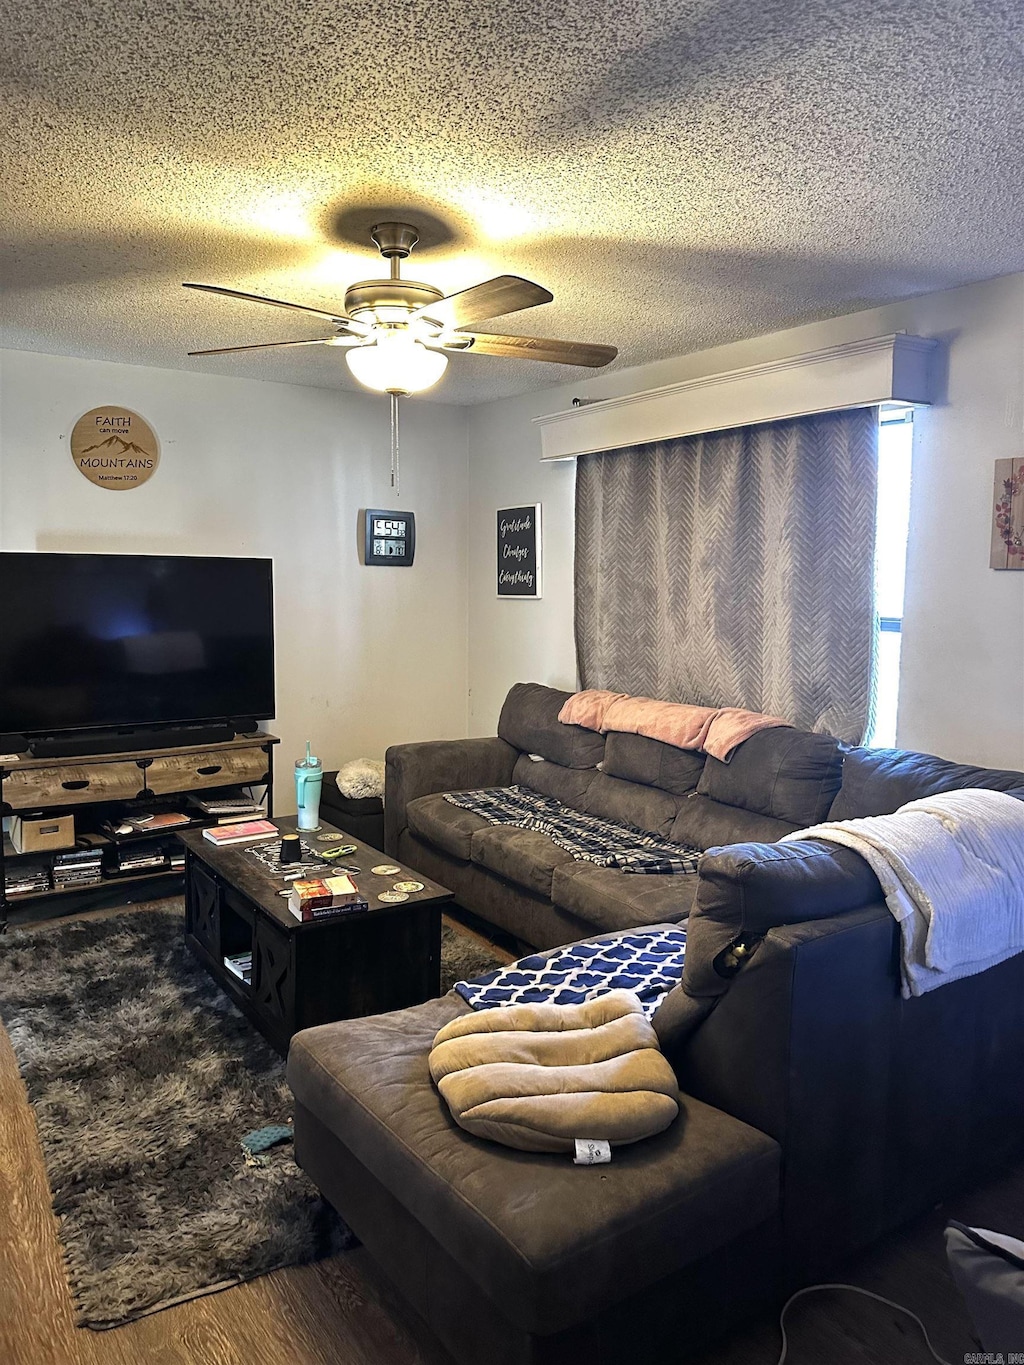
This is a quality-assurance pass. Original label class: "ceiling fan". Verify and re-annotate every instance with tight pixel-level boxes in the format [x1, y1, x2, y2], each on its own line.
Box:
[183, 221, 618, 397]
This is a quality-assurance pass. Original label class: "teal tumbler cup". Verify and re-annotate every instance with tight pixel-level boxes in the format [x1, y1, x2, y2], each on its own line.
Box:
[295, 743, 323, 832]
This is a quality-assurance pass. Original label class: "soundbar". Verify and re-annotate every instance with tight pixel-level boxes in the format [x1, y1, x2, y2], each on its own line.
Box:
[26, 724, 239, 759]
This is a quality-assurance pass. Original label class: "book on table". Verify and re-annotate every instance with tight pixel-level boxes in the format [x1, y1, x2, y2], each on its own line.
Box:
[202, 819, 278, 846]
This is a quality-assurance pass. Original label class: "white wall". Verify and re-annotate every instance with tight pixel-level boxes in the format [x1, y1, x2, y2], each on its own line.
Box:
[466, 275, 1024, 770]
[0, 349, 470, 809]
[6, 270, 1023, 778]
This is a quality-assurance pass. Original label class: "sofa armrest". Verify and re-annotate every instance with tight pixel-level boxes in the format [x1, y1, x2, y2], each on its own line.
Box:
[671, 897, 1024, 1283]
[673, 902, 899, 1280]
[681, 839, 884, 1004]
[652, 839, 884, 1047]
[384, 737, 518, 856]
[673, 901, 897, 1135]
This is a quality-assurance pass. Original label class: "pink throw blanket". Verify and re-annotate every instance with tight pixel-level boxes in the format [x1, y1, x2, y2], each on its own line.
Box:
[703, 707, 791, 762]
[602, 696, 719, 750]
[557, 689, 629, 732]
[559, 691, 790, 762]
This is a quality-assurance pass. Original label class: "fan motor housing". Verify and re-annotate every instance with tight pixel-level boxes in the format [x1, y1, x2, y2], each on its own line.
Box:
[345, 278, 444, 323]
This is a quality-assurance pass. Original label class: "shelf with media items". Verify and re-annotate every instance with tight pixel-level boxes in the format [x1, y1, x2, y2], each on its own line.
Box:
[0, 734, 279, 929]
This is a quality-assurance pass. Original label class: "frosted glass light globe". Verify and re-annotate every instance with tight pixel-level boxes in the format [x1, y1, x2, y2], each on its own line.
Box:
[346, 331, 449, 394]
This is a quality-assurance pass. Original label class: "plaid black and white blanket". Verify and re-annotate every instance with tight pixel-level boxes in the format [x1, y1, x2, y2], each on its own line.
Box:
[443, 784, 701, 875]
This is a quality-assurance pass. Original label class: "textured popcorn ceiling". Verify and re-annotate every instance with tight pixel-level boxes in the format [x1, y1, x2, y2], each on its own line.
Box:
[2, 0, 1022, 405]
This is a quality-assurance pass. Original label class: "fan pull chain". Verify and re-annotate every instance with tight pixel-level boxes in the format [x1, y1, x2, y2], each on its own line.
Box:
[390, 391, 400, 497]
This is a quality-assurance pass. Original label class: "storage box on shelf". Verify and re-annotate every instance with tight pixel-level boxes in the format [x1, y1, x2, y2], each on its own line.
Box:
[8, 812, 75, 853]
[0, 734, 279, 928]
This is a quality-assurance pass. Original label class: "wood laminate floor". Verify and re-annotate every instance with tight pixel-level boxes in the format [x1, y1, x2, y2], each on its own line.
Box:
[2, 904, 1022, 1365]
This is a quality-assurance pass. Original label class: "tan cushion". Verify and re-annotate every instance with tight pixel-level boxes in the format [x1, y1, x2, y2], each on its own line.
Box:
[429, 991, 679, 1153]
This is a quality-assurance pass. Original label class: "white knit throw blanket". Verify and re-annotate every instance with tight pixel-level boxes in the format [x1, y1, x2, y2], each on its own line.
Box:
[783, 788, 1024, 997]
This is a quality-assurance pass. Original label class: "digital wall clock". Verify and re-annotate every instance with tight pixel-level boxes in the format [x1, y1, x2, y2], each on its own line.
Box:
[363, 509, 416, 566]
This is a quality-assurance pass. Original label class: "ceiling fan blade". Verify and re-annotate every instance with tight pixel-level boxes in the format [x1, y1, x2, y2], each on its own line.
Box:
[182, 282, 359, 328]
[414, 276, 553, 329]
[187, 337, 347, 356]
[457, 332, 617, 368]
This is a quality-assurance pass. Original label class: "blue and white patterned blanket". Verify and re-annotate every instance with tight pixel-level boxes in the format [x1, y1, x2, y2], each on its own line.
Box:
[454, 927, 688, 1019]
[443, 784, 700, 875]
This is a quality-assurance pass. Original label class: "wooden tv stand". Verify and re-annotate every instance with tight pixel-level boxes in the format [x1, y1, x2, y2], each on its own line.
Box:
[0, 733, 279, 931]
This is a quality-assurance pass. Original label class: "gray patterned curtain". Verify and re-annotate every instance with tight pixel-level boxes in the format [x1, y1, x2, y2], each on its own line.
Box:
[574, 407, 879, 743]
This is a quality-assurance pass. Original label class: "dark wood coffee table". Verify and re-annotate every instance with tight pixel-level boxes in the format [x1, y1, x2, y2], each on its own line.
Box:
[180, 816, 452, 1054]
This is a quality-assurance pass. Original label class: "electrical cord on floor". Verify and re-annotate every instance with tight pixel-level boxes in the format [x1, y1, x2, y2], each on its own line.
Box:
[775, 1282, 953, 1365]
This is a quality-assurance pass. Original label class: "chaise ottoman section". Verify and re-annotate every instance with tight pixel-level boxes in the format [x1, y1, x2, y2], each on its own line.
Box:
[288, 998, 781, 1344]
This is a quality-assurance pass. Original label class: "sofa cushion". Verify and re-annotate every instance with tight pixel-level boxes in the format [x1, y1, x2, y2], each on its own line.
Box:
[697, 727, 843, 826]
[512, 753, 597, 809]
[582, 772, 682, 836]
[603, 731, 706, 796]
[429, 991, 680, 1153]
[830, 746, 1024, 820]
[407, 793, 490, 861]
[499, 682, 605, 769]
[471, 826, 577, 898]
[288, 1002, 780, 1335]
[670, 794, 798, 851]
[552, 862, 699, 932]
[400, 830, 588, 950]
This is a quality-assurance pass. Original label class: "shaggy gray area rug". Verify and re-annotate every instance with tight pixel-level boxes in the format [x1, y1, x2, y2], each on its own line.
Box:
[440, 920, 511, 992]
[0, 903, 505, 1329]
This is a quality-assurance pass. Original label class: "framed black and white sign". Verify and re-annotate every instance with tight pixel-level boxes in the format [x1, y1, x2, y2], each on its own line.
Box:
[497, 504, 541, 598]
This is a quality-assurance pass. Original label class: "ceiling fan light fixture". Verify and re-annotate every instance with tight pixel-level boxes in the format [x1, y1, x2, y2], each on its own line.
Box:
[345, 329, 449, 394]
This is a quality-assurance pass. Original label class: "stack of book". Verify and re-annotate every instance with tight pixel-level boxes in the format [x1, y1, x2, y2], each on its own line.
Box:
[52, 849, 104, 888]
[4, 865, 51, 897]
[289, 873, 369, 921]
[190, 797, 266, 825]
[223, 951, 253, 985]
[113, 846, 168, 875]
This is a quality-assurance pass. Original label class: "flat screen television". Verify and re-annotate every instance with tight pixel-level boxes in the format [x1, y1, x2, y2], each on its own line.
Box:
[0, 552, 275, 738]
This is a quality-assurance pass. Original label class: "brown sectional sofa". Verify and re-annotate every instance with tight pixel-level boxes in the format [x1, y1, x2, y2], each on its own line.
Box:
[388, 681, 844, 948]
[288, 682, 1024, 1364]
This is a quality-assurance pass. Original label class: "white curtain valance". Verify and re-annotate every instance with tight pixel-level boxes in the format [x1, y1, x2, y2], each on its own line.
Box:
[534, 332, 936, 461]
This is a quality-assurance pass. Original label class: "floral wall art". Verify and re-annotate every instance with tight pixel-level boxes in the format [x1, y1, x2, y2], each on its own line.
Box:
[991, 457, 1024, 569]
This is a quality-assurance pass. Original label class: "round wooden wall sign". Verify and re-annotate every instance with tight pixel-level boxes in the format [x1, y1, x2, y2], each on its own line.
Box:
[70, 407, 160, 490]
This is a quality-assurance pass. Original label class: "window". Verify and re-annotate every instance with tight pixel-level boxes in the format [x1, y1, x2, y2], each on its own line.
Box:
[868, 407, 914, 747]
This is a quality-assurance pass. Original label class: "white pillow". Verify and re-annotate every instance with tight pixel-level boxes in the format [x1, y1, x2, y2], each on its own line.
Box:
[335, 758, 385, 799]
